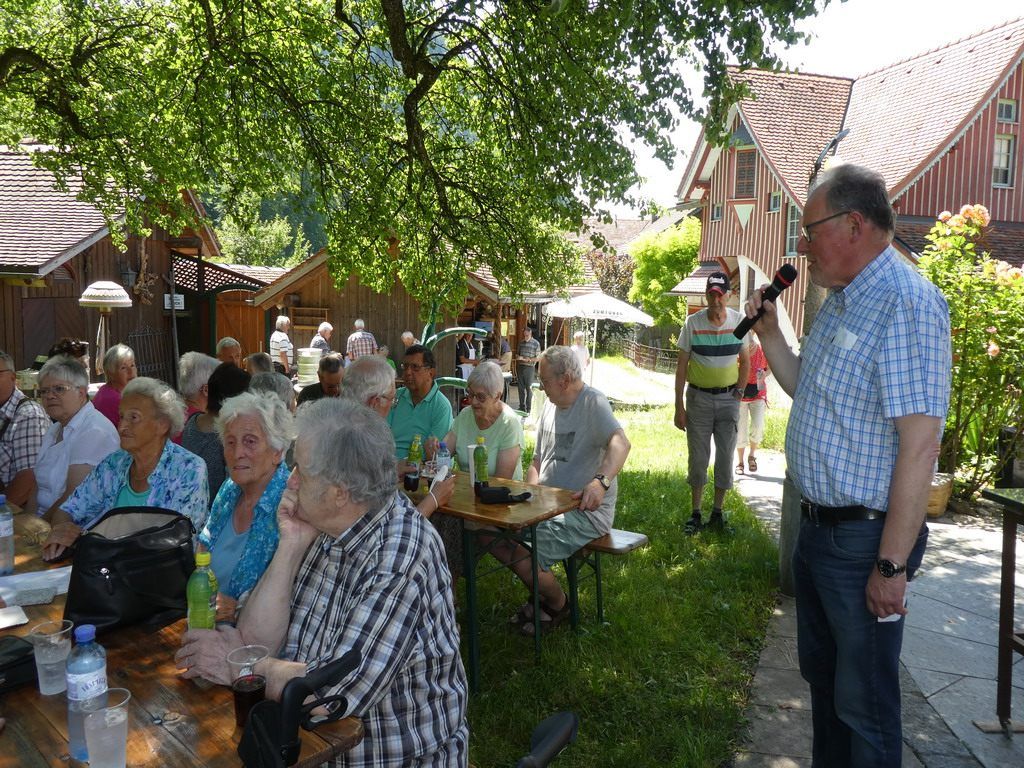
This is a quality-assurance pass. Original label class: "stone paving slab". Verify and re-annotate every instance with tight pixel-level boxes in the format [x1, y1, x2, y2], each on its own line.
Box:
[926, 676, 1024, 768]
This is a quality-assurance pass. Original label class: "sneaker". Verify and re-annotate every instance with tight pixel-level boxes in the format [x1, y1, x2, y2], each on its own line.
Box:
[707, 513, 732, 534]
[684, 515, 703, 535]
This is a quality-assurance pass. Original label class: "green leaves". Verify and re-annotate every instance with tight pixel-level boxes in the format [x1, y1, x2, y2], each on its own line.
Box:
[1, 0, 815, 307]
[628, 217, 701, 328]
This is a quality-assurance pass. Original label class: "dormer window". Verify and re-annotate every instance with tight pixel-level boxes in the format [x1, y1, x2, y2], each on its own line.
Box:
[768, 191, 782, 213]
[997, 99, 1018, 123]
[734, 150, 756, 198]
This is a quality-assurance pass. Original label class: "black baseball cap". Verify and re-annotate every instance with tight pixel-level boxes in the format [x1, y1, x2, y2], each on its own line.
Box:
[706, 272, 730, 295]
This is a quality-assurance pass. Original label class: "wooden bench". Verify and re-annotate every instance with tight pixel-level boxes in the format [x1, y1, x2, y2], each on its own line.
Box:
[564, 529, 649, 628]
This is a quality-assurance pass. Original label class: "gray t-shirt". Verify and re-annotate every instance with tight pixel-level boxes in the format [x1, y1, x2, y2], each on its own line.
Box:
[533, 385, 621, 533]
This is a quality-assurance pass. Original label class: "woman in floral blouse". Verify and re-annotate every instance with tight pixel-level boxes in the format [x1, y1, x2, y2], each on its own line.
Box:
[199, 390, 294, 622]
[42, 377, 209, 560]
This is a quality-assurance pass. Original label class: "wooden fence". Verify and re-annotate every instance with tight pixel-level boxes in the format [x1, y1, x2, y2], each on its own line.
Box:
[613, 339, 678, 374]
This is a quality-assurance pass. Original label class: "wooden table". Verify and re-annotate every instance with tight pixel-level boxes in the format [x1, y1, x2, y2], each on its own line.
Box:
[980, 486, 1024, 737]
[0, 536, 363, 767]
[420, 473, 577, 693]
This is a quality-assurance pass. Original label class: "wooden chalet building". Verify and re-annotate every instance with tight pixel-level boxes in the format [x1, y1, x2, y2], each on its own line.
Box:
[674, 18, 1024, 345]
[0, 146, 284, 380]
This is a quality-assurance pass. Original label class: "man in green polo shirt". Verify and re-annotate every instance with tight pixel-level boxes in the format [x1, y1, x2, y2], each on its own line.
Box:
[387, 345, 454, 459]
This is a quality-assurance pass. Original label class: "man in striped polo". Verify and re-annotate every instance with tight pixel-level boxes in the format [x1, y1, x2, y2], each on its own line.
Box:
[674, 272, 750, 534]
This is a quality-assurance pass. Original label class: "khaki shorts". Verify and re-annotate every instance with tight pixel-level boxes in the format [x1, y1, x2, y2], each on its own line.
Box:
[533, 511, 602, 570]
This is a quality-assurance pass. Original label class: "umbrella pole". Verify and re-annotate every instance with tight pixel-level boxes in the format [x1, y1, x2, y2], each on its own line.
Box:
[590, 318, 597, 386]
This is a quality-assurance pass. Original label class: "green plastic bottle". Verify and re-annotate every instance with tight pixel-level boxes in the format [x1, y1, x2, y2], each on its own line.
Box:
[187, 551, 215, 629]
[408, 434, 423, 467]
[473, 435, 489, 494]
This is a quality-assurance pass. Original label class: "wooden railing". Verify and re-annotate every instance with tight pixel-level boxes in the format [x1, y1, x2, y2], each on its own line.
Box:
[615, 339, 679, 374]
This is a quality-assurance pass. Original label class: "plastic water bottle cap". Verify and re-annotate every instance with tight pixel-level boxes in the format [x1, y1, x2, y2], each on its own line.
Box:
[74, 625, 96, 643]
[195, 551, 211, 566]
[439, 442, 446, 451]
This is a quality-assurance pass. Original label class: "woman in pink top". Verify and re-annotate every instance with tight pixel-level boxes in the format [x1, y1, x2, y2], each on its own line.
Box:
[736, 341, 769, 475]
[92, 343, 137, 427]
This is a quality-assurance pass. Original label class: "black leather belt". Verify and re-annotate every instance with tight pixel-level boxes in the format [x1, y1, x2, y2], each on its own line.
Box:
[690, 384, 733, 395]
[800, 499, 886, 524]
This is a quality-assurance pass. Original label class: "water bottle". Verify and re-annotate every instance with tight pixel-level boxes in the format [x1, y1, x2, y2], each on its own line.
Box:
[66, 624, 107, 761]
[187, 552, 215, 630]
[0, 494, 14, 576]
[436, 442, 452, 474]
[473, 436, 489, 495]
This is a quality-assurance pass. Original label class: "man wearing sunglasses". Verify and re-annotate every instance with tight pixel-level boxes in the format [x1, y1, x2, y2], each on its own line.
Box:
[0, 350, 49, 507]
[744, 164, 951, 768]
[387, 345, 453, 459]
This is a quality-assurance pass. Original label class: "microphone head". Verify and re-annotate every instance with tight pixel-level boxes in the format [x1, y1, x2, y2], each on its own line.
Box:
[775, 263, 798, 287]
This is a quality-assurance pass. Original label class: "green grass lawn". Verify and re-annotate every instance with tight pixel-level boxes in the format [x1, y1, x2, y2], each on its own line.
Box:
[463, 405, 780, 767]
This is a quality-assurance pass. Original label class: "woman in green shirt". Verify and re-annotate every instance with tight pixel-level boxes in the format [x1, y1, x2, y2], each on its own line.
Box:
[443, 361, 524, 480]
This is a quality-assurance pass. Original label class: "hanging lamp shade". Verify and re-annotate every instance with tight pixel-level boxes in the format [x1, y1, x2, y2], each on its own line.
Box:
[79, 280, 132, 311]
[79, 281, 132, 377]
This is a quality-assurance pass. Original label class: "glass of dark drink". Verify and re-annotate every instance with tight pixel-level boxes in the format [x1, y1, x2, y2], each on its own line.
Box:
[227, 644, 269, 728]
[403, 470, 420, 492]
[231, 673, 267, 727]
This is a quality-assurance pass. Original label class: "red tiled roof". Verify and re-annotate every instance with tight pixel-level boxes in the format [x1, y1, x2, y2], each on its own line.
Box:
[895, 216, 1024, 269]
[729, 67, 852, 208]
[0, 148, 111, 274]
[843, 18, 1024, 196]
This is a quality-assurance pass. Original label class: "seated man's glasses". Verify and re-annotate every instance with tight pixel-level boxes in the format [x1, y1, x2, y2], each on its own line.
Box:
[401, 363, 429, 373]
[800, 210, 851, 243]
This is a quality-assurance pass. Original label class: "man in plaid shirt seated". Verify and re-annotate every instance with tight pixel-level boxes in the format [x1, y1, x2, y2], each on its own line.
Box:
[178, 398, 468, 767]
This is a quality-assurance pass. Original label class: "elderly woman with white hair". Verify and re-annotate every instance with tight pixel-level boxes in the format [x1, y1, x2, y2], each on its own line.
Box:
[571, 330, 590, 372]
[42, 376, 209, 560]
[443, 360, 524, 480]
[199, 391, 295, 620]
[178, 352, 220, 423]
[29, 355, 119, 519]
[92, 343, 137, 427]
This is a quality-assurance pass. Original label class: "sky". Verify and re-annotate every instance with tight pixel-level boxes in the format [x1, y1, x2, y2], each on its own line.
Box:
[613, 0, 1023, 216]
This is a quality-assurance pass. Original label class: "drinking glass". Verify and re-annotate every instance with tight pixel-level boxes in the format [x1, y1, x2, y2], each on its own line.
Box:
[227, 645, 268, 728]
[27, 619, 73, 695]
[83, 688, 131, 768]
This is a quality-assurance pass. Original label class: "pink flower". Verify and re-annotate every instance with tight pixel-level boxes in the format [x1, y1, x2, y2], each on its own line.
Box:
[948, 214, 966, 228]
[973, 204, 991, 226]
[986, 326, 997, 334]
[938, 211, 952, 222]
[987, 341, 1001, 357]
[959, 204, 973, 217]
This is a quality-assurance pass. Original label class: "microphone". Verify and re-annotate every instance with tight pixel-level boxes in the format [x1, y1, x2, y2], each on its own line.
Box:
[733, 264, 799, 339]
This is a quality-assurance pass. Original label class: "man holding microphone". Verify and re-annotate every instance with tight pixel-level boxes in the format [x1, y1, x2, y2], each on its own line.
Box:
[744, 164, 950, 768]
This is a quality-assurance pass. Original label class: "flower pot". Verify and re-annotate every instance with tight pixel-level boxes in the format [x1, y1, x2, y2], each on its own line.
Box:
[927, 473, 954, 518]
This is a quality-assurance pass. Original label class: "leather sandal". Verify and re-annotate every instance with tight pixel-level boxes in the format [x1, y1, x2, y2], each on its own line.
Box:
[735, 462, 745, 475]
[508, 596, 536, 626]
[519, 594, 571, 637]
[748, 456, 758, 473]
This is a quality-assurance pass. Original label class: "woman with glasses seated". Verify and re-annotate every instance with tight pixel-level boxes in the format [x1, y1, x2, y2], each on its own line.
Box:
[442, 361, 524, 481]
[28, 356, 120, 520]
[41, 376, 209, 561]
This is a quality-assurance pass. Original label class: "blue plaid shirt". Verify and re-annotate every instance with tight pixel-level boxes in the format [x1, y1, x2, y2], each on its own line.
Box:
[787, 246, 951, 510]
[282, 491, 468, 767]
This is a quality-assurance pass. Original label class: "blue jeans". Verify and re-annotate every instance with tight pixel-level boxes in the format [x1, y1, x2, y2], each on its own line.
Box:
[793, 517, 928, 768]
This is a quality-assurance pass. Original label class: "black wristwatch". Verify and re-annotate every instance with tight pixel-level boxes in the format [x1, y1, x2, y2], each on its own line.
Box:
[594, 474, 611, 491]
[876, 558, 906, 578]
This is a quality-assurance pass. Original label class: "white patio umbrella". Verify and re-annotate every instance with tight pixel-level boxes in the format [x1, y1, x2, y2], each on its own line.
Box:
[543, 291, 654, 383]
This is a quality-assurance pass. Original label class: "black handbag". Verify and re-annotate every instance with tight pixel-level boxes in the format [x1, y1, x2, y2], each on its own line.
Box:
[64, 507, 196, 634]
[0, 635, 36, 694]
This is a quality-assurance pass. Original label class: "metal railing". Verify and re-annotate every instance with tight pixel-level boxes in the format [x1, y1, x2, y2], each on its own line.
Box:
[617, 339, 678, 374]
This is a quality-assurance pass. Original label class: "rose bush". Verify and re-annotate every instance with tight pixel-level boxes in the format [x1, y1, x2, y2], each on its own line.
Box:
[918, 204, 1024, 497]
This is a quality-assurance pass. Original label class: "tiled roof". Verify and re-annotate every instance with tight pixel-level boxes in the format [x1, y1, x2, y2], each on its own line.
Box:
[843, 18, 1024, 195]
[729, 67, 852, 208]
[567, 215, 684, 256]
[895, 216, 1024, 269]
[0, 148, 110, 274]
[223, 263, 289, 285]
[667, 262, 724, 296]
